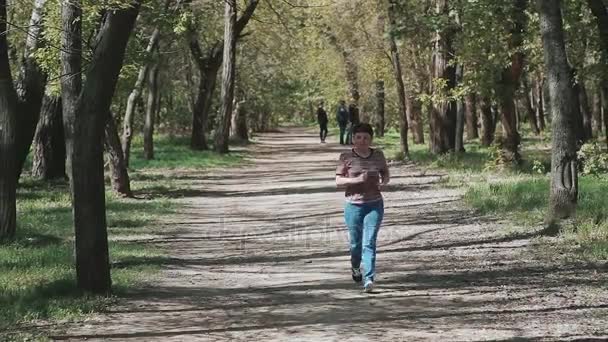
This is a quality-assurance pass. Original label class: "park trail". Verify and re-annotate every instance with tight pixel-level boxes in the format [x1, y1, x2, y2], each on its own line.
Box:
[50, 127, 608, 341]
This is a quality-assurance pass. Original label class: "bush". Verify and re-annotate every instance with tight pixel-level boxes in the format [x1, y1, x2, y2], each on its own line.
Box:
[577, 142, 608, 176]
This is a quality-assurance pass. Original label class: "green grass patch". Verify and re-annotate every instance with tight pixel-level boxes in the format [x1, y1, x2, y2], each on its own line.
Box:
[465, 176, 608, 259]
[0, 181, 171, 332]
[2, 134, 247, 335]
[128, 135, 246, 170]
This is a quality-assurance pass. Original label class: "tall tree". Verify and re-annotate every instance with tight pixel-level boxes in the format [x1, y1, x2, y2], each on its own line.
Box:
[214, 0, 238, 153]
[478, 95, 495, 146]
[587, 0, 608, 147]
[62, 0, 142, 294]
[122, 28, 161, 166]
[496, 0, 528, 165]
[105, 112, 132, 197]
[387, 0, 409, 157]
[464, 93, 478, 140]
[144, 60, 160, 160]
[521, 73, 541, 135]
[538, 0, 580, 221]
[31, 93, 65, 180]
[535, 74, 546, 131]
[188, 0, 259, 150]
[429, 0, 457, 154]
[375, 79, 385, 137]
[0, 0, 19, 240]
[15, 0, 48, 180]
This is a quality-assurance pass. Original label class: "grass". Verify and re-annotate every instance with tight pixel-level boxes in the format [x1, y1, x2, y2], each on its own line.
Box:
[372, 128, 608, 260]
[464, 177, 608, 259]
[1, 134, 246, 337]
[128, 135, 246, 170]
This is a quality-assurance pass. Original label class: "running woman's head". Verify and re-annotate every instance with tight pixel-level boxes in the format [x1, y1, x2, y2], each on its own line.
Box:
[352, 123, 373, 149]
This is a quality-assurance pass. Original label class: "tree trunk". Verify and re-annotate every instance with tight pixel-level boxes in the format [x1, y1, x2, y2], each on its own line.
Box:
[479, 96, 495, 146]
[122, 28, 160, 166]
[464, 93, 478, 140]
[429, 0, 457, 154]
[0, 0, 19, 240]
[231, 100, 248, 142]
[405, 94, 424, 144]
[538, 0, 579, 221]
[455, 99, 465, 152]
[535, 74, 546, 131]
[387, 0, 409, 157]
[522, 74, 540, 134]
[144, 62, 159, 160]
[455, 64, 465, 152]
[188, 37, 221, 150]
[496, 0, 528, 166]
[592, 83, 603, 136]
[15, 0, 48, 181]
[577, 81, 593, 142]
[62, 0, 141, 295]
[32, 93, 65, 180]
[214, 0, 237, 153]
[602, 82, 608, 148]
[104, 112, 132, 198]
[375, 79, 385, 138]
[587, 0, 608, 145]
[187, 0, 259, 151]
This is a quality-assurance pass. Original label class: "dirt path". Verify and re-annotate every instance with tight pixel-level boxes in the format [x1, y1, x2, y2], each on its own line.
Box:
[51, 127, 608, 341]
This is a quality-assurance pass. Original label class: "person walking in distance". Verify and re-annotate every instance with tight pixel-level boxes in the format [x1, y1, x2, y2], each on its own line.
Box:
[335, 123, 390, 293]
[346, 102, 360, 145]
[336, 100, 349, 145]
[317, 102, 328, 143]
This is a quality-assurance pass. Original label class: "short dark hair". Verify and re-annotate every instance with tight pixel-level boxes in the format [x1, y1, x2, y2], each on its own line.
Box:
[352, 123, 374, 137]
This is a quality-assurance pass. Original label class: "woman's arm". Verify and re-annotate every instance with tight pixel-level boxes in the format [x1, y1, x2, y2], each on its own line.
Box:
[380, 168, 390, 185]
[336, 172, 367, 186]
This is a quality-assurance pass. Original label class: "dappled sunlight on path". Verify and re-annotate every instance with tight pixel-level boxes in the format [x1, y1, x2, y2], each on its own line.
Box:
[50, 127, 608, 341]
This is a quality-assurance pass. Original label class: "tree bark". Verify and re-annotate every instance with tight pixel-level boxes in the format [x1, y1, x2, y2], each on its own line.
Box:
[496, 0, 528, 165]
[32, 93, 65, 180]
[387, 0, 409, 157]
[538, 0, 580, 221]
[15, 0, 48, 180]
[455, 64, 465, 152]
[122, 28, 160, 166]
[230, 99, 248, 142]
[577, 81, 593, 141]
[602, 82, 608, 147]
[144, 61, 159, 160]
[62, 0, 141, 295]
[214, 0, 237, 153]
[187, 0, 259, 151]
[464, 93, 478, 140]
[405, 94, 424, 144]
[535, 74, 546, 131]
[587, 0, 608, 146]
[479, 96, 495, 146]
[104, 112, 132, 197]
[0, 0, 19, 240]
[429, 0, 457, 154]
[187, 37, 221, 150]
[522, 74, 540, 134]
[592, 83, 603, 136]
[375, 80, 385, 138]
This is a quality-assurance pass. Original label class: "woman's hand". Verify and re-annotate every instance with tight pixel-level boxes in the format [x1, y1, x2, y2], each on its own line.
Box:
[355, 171, 369, 184]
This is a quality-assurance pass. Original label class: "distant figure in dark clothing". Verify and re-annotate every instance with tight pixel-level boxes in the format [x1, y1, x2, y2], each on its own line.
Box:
[346, 103, 360, 145]
[317, 103, 328, 143]
[336, 100, 349, 145]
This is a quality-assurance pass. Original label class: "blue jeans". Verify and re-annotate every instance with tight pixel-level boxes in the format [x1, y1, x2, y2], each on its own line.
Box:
[344, 200, 384, 282]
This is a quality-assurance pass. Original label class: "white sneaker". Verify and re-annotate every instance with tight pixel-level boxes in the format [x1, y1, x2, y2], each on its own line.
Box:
[363, 280, 374, 293]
